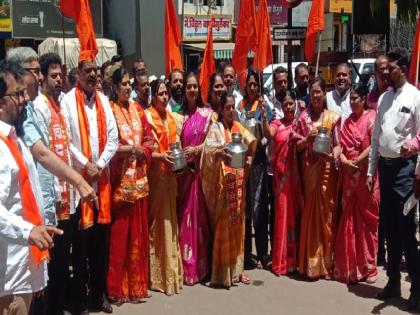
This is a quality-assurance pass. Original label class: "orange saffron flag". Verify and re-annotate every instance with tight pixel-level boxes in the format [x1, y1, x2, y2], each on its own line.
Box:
[199, 16, 216, 104]
[409, 16, 420, 85]
[253, 0, 273, 71]
[232, 0, 258, 91]
[60, 0, 98, 62]
[165, 0, 183, 77]
[304, 0, 325, 63]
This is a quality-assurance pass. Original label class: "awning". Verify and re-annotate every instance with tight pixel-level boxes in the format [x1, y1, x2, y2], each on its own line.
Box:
[185, 42, 235, 60]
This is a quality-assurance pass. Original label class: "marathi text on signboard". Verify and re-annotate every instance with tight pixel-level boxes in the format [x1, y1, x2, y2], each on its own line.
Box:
[12, 0, 102, 39]
[256, 0, 287, 25]
[183, 15, 232, 42]
[273, 27, 306, 40]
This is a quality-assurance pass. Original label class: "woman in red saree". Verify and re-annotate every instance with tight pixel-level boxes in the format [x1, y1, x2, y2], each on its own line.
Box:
[333, 84, 380, 284]
[295, 78, 341, 279]
[261, 92, 303, 276]
[107, 68, 154, 304]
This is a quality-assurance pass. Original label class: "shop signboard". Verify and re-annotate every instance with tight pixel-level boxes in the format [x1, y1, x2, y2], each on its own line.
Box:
[12, 0, 102, 39]
[183, 15, 232, 42]
[0, 0, 11, 32]
[329, 0, 352, 13]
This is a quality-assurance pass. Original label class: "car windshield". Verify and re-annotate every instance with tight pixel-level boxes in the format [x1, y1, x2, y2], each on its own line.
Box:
[263, 73, 271, 85]
[350, 63, 361, 82]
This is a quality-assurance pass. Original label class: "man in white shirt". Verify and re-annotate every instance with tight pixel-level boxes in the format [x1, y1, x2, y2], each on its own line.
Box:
[269, 66, 288, 119]
[326, 63, 351, 124]
[61, 58, 118, 314]
[367, 48, 420, 310]
[35, 52, 77, 315]
[167, 69, 183, 113]
[223, 64, 243, 109]
[0, 60, 62, 314]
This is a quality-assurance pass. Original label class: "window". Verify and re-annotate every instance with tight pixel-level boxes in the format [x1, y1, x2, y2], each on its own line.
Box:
[202, 0, 224, 6]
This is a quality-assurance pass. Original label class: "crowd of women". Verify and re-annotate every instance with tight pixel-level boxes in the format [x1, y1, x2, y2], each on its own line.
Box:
[101, 59, 386, 307]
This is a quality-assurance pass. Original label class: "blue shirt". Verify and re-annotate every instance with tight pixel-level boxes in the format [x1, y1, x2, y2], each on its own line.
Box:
[22, 101, 57, 226]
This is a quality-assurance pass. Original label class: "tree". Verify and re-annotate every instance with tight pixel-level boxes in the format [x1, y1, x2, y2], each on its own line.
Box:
[371, 0, 419, 25]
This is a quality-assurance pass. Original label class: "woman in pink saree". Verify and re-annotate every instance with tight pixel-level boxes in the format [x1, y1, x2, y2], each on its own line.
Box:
[333, 84, 380, 284]
[261, 92, 303, 276]
[177, 73, 211, 285]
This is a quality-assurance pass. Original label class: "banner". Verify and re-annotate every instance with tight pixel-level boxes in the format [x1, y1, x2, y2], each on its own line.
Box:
[329, 0, 352, 13]
[183, 15, 232, 42]
[12, 0, 102, 39]
[0, 1, 11, 32]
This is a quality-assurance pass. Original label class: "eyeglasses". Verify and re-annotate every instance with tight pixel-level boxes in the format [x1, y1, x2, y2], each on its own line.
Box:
[4, 89, 26, 102]
[25, 67, 41, 76]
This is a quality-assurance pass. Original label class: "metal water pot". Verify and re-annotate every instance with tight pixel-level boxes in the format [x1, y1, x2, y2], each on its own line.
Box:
[226, 133, 248, 168]
[313, 126, 331, 154]
[171, 142, 187, 173]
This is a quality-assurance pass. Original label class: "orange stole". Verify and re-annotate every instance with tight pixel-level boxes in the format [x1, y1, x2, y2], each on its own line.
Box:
[238, 99, 259, 112]
[0, 135, 49, 265]
[75, 86, 111, 229]
[45, 96, 71, 220]
[223, 121, 245, 226]
[148, 106, 177, 171]
[111, 100, 149, 203]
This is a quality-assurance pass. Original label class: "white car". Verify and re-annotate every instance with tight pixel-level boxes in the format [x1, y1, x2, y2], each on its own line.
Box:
[348, 58, 376, 84]
[262, 62, 308, 94]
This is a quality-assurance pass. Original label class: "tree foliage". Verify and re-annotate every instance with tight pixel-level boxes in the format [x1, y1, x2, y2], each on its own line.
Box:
[371, 0, 419, 25]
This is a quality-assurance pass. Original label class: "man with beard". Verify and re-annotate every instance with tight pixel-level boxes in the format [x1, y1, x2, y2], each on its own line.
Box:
[368, 55, 390, 110]
[7, 47, 97, 315]
[367, 48, 420, 311]
[0, 59, 63, 315]
[293, 63, 310, 106]
[223, 64, 243, 109]
[167, 68, 183, 113]
[33, 52, 76, 315]
[326, 63, 351, 124]
[132, 68, 150, 109]
[61, 56, 118, 314]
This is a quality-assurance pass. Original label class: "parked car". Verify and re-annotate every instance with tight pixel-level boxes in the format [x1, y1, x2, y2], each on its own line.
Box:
[348, 58, 376, 84]
[262, 62, 308, 94]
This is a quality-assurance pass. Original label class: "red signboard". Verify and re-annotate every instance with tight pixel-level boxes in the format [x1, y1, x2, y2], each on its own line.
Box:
[255, 0, 287, 25]
[279, 0, 303, 9]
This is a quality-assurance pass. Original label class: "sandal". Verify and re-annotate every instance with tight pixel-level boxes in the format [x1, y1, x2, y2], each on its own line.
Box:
[240, 273, 251, 285]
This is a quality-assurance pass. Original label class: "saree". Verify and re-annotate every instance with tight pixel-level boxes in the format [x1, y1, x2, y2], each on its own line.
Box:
[177, 107, 211, 285]
[201, 121, 257, 287]
[334, 109, 380, 283]
[145, 107, 183, 295]
[107, 100, 154, 303]
[295, 109, 340, 279]
[270, 119, 303, 276]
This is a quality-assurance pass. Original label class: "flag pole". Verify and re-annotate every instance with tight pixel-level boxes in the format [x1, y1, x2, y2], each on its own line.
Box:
[416, 51, 420, 88]
[61, 13, 67, 65]
[315, 32, 322, 78]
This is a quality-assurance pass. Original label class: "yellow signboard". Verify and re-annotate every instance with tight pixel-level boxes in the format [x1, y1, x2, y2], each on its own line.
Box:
[329, 0, 352, 13]
[0, 3, 12, 32]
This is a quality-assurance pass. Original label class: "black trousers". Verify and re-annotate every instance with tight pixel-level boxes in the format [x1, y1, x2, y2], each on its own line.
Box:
[378, 156, 420, 293]
[72, 207, 110, 312]
[47, 215, 75, 315]
[245, 162, 270, 262]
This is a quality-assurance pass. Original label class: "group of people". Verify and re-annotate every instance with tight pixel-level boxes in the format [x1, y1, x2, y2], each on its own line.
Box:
[1, 44, 420, 315]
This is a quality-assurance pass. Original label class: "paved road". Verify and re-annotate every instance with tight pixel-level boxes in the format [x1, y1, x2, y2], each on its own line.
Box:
[100, 266, 414, 315]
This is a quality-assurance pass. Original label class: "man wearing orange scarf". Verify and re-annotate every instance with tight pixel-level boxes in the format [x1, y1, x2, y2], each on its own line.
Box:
[61, 57, 118, 314]
[0, 60, 63, 314]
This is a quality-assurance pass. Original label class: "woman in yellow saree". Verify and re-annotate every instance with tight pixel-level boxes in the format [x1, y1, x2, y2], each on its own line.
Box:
[145, 79, 183, 295]
[294, 78, 341, 279]
[201, 92, 257, 288]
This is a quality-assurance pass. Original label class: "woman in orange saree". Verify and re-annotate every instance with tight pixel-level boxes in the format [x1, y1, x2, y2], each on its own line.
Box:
[262, 93, 303, 276]
[295, 78, 341, 279]
[145, 79, 183, 295]
[201, 92, 257, 288]
[107, 68, 154, 304]
[333, 84, 379, 284]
